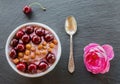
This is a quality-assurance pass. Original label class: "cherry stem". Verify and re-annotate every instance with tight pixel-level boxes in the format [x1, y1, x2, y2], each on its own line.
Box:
[29, 2, 46, 11]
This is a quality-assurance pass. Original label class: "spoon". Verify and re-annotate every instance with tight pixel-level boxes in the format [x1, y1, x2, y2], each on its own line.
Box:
[65, 15, 77, 73]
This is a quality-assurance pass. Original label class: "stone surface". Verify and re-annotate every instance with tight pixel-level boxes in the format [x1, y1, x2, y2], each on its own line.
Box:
[0, 0, 120, 84]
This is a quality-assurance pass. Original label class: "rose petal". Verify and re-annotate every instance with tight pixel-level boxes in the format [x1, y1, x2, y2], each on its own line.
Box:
[102, 44, 114, 60]
[100, 61, 110, 74]
[84, 43, 99, 54]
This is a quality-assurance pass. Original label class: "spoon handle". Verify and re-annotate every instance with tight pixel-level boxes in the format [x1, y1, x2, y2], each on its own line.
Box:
[68, 35, 75, 73]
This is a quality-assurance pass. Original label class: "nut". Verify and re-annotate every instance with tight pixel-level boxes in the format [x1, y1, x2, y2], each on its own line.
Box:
[26, 44, 32, 50]
[31, 47, 36, 51]
[13, 58, 19, 64]
[41, 50, 47, 55]
[53, 39, 58, 45]
[25, 50, 30, 56]
[30, 53, 36, 59]
[48, 48, 52, 52]
[42, 41, 47, 46]
[18, 52, 24, 58]
[35, 51, 41, 55]
[43, 46, 47, 49]
[38, 44, 43, 50]
[23, 56, 29, 61]
[49, 43, 55, 48]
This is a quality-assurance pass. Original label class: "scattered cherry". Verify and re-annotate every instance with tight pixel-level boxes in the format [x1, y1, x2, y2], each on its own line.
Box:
[28, 63, 37, 73]
[32, 35, 41, 44]
[39, 61, 48, 71]
[23, 5, 32, 14]
[35, 28, 45, 36]
[9, 49, 17, 59]
[10, 39, 19, 47]
[16, 30, 24, 39]
[21, 34, 30, 44]
[16, 62, 26, 72]
[16, 43, 25, 52]
[46, 52, 55, 64]
[25, 26, 34, 34]
[23, 2, 46, 15]
[44, 34, 54, 42]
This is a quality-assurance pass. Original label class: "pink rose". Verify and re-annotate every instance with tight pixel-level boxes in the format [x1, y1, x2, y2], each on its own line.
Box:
[84, 43, 114, 74]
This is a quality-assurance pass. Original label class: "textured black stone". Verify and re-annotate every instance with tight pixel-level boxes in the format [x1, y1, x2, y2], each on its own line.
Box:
[0, 0, 120, 84]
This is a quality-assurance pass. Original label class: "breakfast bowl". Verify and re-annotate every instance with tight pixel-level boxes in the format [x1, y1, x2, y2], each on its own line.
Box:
[5, 22, 61, 77]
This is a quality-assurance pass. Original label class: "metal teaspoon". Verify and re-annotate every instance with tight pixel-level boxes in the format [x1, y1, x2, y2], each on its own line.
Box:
[65, 15, 77, 73]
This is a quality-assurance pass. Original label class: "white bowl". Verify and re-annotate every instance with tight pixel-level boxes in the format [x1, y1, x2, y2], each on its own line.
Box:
[5, 22, 61, 78]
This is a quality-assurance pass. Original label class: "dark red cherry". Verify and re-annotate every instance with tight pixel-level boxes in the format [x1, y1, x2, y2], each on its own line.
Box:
[44, 34, 54, 42]
[21, 34, 30, 44]
[19, 40, 23, 44]
[28, 63, 37, 73]
[38, 61, 48, 71]
[16, 30, 25, 39]
[10, 39, 19, 47]
[32, 35, 41, 44]
[35, 28, 45, 36]
[44, 30, 50, 35]
[25, 26, 34, 34]
[16, 62, 26, 72]
[16, 43, 25, 52]
[9, 49, 17, 59]
[23, 5, 32, 14]
[46, 53, 55, 64]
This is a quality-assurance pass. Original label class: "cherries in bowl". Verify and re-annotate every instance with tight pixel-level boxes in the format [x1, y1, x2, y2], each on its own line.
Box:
[5, 22, 61, 77]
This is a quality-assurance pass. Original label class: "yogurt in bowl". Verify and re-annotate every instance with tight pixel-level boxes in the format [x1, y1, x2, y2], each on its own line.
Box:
[5, 22, 61, 77]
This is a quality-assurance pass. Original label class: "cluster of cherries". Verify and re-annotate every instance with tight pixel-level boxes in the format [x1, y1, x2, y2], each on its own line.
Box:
[9, 25, 57, 74]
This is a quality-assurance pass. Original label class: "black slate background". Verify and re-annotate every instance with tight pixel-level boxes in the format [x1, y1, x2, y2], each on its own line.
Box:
[0, 0, 120, 84]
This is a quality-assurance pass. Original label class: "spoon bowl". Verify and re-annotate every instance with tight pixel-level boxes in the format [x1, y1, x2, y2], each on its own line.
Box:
[65, 16, 77, 35]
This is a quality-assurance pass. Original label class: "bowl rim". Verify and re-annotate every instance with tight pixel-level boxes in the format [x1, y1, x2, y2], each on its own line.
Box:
[5, 22, 62, 78]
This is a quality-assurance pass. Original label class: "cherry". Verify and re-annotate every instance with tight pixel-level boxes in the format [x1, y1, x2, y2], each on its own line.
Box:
[35, 28, 45, 36]
[44, 30, 49, 35]
[16, 30, 24, 39]
[21, 34, 30, 44]
[23, 2, 46, 15]
[38, 61, 48, 71]
[25, 26, 34, 34]
[10, 39, 18, 47]
[44, 34, 54, 42]
[46, 52, 55, 64]
[9, 49, 17, 59]
[32, 35, 41, 44]
[16, 62, 26, 72]
[16, 43, 25, 52]
[28, 63, 37, 73]
[23, 5, 32, 14]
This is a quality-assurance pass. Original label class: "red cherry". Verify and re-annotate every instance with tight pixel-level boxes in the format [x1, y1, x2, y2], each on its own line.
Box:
[46, 52, 55, 64]
[32, 35, 41, 44]
[23, 5, 32, 14]
[16, 30, 25, 39]
[16, 43, 25, 52]
[35, 28, 45, 36]
[16, 62, 26, 72]
[9, 49, 17, 59]
[21, 34, 30, 44]
[44, 34, 54, 42]
[38, 61, 48, 71]
[10, 39, 19, 47]
[44, 30, 49, 35]
[25, 26, 34, 34]
[28, 63, 37, 73]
